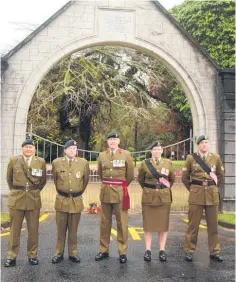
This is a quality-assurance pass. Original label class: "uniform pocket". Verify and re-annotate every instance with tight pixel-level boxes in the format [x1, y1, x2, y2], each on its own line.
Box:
[188, 186, 198, 204]
[54, 194, 63, 210]
[34, 190, 41, 209]
[76, 198, 84, 213]
[100, 187, 105, 202]
[8, 194, 17, 207]
[160, 188, 171, 204]
[212, 187, 220, 204]
[141, 190, 153, 205]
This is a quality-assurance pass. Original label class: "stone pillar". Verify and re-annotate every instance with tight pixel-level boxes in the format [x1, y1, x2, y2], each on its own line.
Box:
[219, 68, 235, 212]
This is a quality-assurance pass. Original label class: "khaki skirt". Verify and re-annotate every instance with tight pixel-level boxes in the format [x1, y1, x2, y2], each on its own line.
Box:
[142, 203, 171, 232]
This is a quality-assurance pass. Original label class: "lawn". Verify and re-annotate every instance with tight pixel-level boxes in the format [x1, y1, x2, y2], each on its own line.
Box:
[1, 213, 9, 223]
[218, 213, 235, 225]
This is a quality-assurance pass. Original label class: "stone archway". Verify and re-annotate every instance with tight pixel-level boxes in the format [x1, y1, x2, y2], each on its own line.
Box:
[2, 0, 231, 209]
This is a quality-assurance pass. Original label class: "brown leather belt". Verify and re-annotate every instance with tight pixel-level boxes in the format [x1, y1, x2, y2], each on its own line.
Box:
[143, 183, 165, 189]
[191, 180, 216, 186]
[57, 190, 83, 198]
[13, 185, 39, 190]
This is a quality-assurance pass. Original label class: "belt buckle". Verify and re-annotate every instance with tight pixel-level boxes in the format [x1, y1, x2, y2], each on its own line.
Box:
[155, 184, 160, 190]
[202, 181, 208, 186]
[68, 193, 73, 198]
[25, 183, 29, 191]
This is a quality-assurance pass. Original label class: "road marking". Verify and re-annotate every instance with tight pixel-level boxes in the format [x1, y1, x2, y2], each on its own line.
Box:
[183, 219, 207, 229]
[0, 213, 49, 237]
[110, 227, 144, 240]
[129, 227, 144, 240]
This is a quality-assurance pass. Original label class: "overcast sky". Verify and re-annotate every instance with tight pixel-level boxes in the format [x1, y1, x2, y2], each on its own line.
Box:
[0, 0, 184, 55]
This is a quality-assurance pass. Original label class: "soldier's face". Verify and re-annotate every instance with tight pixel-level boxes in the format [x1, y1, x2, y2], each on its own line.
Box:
[22, 145, 35, 157]
[151, 146, 163, 158]
[198, 140, 209, 153]
[107, 138, 120, 150]
[64, 146, 77, 158]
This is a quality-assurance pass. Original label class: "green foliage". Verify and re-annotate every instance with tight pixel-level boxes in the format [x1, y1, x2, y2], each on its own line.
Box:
[170, 0, 235, 67]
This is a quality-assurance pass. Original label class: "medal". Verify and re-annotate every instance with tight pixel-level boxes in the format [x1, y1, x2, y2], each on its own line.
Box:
[76, 172, 80, 179]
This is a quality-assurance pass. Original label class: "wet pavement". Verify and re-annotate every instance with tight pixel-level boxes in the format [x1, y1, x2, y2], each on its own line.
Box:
[1, 213, 235, 282]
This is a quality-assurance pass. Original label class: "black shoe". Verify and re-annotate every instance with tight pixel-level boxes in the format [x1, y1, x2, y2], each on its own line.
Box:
[210, 254, 223, 262]
[95, 252, 109, 261]
[69, 256, 80, 263]
[185, 252, 193, 262]
[52, 255, 64, 264]
[4, 259, 16, 267]
[159, 250, 167, 262]
[144, 250, 151, 262]
[28, 258, 39, 265]
[119, 254, 127, 264]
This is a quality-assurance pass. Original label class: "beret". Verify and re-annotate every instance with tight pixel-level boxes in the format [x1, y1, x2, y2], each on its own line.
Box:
[106, 131, 119, 139]
[196, 135, 208, 145]
[64, 140, 77, 149]
[150, 141, 162, 150]
[21, 139, 35, 147]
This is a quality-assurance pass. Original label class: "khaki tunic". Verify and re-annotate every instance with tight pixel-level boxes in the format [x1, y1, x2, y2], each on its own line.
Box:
[52, 157, 89, 213]
[138, 158, 175, 232]
[182, 152, 225, 255]
[6, 155, 46, 259]
[98, 148, 134, 255]
[52, 157, 89, 256]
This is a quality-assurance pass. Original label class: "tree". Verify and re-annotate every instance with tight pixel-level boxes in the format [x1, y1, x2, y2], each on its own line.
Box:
[28, 46, 192, 150]
[170, 0, 235, 68]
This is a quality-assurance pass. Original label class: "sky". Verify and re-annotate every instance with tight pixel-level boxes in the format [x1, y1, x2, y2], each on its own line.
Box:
[0, 0, 184, 55]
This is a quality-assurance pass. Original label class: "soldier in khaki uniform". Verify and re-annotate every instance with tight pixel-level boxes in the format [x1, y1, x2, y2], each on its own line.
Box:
[138, 141, 175, 262]
[51, 140, 89, 263]
[5, 139, 46, 267]
[95, 132, 134, 263]
[182, 135, 225, 262]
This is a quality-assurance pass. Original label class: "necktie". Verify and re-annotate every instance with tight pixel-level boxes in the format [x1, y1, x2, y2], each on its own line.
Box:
[202, 156, 206, 162]
[155, 158, 159, 165]
[26, 158, 30, 167]
[69, 160, 72, 168]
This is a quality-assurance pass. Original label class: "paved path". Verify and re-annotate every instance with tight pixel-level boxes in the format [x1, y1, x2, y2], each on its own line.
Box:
[1, 213, 235, 282]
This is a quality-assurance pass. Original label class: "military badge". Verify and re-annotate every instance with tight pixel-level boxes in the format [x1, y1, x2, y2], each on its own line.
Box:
[112, 160, 125, 167]
[76, 172, 81, 179]
[161, 167, 169, 176]
[32, 168, 42, 177]
[211, 165, 216, 172]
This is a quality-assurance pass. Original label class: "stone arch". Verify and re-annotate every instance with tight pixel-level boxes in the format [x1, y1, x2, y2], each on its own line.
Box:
[14, 37, 206, 153]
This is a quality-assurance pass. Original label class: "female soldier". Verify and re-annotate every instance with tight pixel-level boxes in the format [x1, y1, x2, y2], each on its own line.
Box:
[138, 141, 175, 262]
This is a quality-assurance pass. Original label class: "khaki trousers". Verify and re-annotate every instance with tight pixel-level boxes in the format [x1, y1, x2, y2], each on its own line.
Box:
[184, 204, 220, 255]
[7, 208, 40, 259]
[99, 202, 128, 255]
[55, 211, 81, 257]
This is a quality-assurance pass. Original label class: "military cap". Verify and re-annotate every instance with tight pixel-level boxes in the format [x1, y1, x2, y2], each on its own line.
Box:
[150, 141, 163, 150]
[21, 139, 35, 147]
[106, 131, 119, 139]
[196, 135, 208, 145]
[64, 140, 77, 149]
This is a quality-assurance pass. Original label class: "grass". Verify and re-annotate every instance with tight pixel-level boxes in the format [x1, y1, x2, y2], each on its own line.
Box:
[218, 214, 235, 225]
[1, 213, 9, 223]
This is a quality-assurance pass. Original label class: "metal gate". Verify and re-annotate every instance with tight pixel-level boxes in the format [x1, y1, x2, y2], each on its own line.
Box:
[26, 131, 193, 213]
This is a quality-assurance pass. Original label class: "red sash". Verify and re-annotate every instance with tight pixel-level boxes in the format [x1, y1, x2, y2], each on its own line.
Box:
[102, 179, 130, 210]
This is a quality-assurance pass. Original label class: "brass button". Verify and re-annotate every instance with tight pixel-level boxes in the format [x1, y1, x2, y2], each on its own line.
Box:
[69, 181, 71, 183]
[110, 176, 112, 179]
[70, 189, 72, 191]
